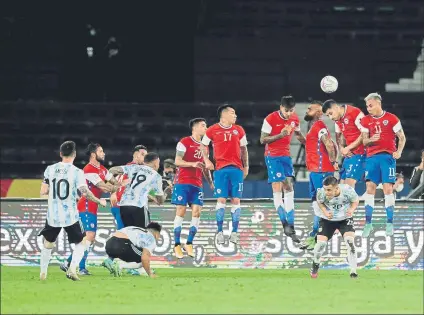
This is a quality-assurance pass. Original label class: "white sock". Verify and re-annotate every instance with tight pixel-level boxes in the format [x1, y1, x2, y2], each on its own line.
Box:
[273, 192, 283, 210]
[345, 236, 357, 274]
[40, 248, 52, 275]
[69, 241, 86, 273]
[313, 240, 327, 264]
[120, 262, 142, 269]
[174, 215, 184, 229]
[191, 217, 200, 229]
[284, 190, 295, 213]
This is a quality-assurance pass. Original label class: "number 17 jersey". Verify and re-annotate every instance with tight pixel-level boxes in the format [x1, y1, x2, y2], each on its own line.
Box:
[118, 164, 164, 208]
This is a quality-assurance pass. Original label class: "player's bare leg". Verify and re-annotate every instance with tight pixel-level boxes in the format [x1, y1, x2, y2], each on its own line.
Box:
[343, 178, 357, 188]
[229, 198, 241, 244]
[310, 235, 328, 278]
[343, 232, 358, 278]
[282, 177, 300, 243]
[382, 183, 395, 236]
[184, 205, 201, 257]
[40, 238, 55, 280]
[362, 181, 377, 238]
[216, 198, 226, 244]
[174, 205, 187, 259]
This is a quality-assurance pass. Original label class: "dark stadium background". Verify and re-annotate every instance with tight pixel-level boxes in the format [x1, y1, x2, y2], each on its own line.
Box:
[0, 0, 423, 198]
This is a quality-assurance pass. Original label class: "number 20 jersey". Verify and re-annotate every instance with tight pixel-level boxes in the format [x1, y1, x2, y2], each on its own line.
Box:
[118, 164, 164, 208]
[174, 136, 207, 188]
[43, 162, 87, 227]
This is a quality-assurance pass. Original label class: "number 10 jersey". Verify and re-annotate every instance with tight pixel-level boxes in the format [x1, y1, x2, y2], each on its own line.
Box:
[118, 164, 164, 208]
[43, 162, 87, 227]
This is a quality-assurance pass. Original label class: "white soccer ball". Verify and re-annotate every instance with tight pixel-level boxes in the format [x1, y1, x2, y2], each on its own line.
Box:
[320, 75, 338, 94]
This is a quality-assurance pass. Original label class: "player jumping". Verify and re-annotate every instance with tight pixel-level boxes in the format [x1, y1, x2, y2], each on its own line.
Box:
[61, 143, 123, 275]
[300, 101, 338, 250]
[39, 141, 106, 281]
[359, 93, 406, 237]
[323, 100, 366, 188]
[110, 145, 148, 230]
[172, 118, 214, 258]
[310, 175, 359, 279]
[260, 95, 305, 243]
[201, 105, 249, 245]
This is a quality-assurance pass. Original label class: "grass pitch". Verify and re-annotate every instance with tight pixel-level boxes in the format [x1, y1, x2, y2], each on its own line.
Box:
[1, 267, 423, 314]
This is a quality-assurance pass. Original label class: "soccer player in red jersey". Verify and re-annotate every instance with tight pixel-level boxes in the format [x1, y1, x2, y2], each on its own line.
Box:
[322, 100, 366, 188]
[109, 145, 148, 229]
[300, 101, 338, 250]
[201, 105, 249, 245]
[61, 143, 124, 275]
[172, 118, 214, 258]
[359, 93, 406, 237]
[260, 96, 305, 242]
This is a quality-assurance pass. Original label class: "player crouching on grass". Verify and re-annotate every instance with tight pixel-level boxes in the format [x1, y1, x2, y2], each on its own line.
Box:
[104, 222, 162, 278]
[310, 176, 359, 279]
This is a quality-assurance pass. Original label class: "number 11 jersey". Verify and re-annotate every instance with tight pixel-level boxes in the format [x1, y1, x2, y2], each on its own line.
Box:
[43, 162, 87, 227]
[118, 164, 164, 208]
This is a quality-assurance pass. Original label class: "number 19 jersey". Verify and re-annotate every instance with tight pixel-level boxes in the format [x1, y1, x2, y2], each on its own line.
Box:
[118, 164, 164, 208]
[43, 162, 87, 227]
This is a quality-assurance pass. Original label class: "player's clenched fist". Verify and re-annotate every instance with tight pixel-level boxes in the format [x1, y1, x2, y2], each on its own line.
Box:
[369, 133, 380, 142]
[281, 125, 293, 136]
[392, 151, 402, 159]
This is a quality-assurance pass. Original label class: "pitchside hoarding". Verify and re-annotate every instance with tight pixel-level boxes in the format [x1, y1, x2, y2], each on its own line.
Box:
[1, 199, 423, 270]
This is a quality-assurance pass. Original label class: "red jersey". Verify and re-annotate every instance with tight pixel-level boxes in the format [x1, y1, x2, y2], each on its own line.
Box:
[261, 111, 300, 157]
[359, 111, 402, 157]
[77, 163, 113, 215]
[305, 120, 336, 172]
[334, 105, 365, 155]
[202, 123, 247, 170]
[116, 161, 137, 203]
[174, 136, 207, 188]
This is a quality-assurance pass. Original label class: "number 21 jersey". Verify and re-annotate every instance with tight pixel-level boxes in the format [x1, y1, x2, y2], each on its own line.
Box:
[174, 136, 207, 188]
[43, 162, 86, 227]
[118, 164, 164, 208]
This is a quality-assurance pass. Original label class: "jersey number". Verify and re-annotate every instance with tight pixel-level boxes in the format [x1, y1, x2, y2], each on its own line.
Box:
[224, 133, 232, 141]
[52, 178, 70, 200]
[131, 174, 146, 189]
[374, 125, 382, 134]
[194, 150, 202, 159]
[389, 167, 396, 177]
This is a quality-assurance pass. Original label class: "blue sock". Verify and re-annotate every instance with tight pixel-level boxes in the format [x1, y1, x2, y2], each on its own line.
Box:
[286, 210, 294, 226]
[187, 226, 197, 244]
[79, 250, 88, 270]
[277, 206, 287, 225]
[309, 215, 320, 237]
[231, 208, 241, 232]
[216, 208, 225, 232]
[174, 226, 182, 245]
[385, 206, 394, 223]
[111, 207, 124, 230]
[365, 205, 374, 224]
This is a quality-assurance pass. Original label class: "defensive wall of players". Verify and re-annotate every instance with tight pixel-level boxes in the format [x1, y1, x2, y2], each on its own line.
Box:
[1, 198, 422, 270]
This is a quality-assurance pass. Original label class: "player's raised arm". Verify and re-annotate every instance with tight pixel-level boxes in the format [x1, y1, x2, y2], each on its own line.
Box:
[77, 170, 107, 206]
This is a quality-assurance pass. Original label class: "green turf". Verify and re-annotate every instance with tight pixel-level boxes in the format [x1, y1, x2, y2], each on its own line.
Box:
[1, 267, 423, 314]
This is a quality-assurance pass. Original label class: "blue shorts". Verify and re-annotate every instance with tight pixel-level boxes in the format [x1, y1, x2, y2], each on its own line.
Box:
[340, 154, 366, 182]
[214, 166, 244, 199]
[171, 184, 204, 206]
[79, 212, 97, 232]
[265, 156, 295, 183]
[309, 172, 334, 200]
[365, 153, 396, 185]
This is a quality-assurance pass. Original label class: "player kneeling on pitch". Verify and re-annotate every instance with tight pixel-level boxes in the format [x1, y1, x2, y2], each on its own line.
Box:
[310, 176, 359, 279]
[104, 222, 161, 278]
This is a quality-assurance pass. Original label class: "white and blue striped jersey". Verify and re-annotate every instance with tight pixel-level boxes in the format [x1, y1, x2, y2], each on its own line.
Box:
[43, 162, 87, 227]
[119, 226, 157, 253]
[118, 164, 164, 208]
[316, 184, 359, 221]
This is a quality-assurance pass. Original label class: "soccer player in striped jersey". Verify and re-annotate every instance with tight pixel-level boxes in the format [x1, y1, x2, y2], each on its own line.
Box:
[39, 141, 106, 281]
[61, 143, 124, 275]
[310, 176, 359, 279]
[110, 145, 148, 229]
[172, 118, 214, 258]
[322, 100, 366, 188]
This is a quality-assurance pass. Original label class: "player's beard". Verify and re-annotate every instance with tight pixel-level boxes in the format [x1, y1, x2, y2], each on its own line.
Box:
[304, 113, 314, 121]
[95, 154, 105, 164]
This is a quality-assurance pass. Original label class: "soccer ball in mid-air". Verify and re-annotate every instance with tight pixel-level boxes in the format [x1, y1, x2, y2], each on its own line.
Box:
[320, 75, 338, 93]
